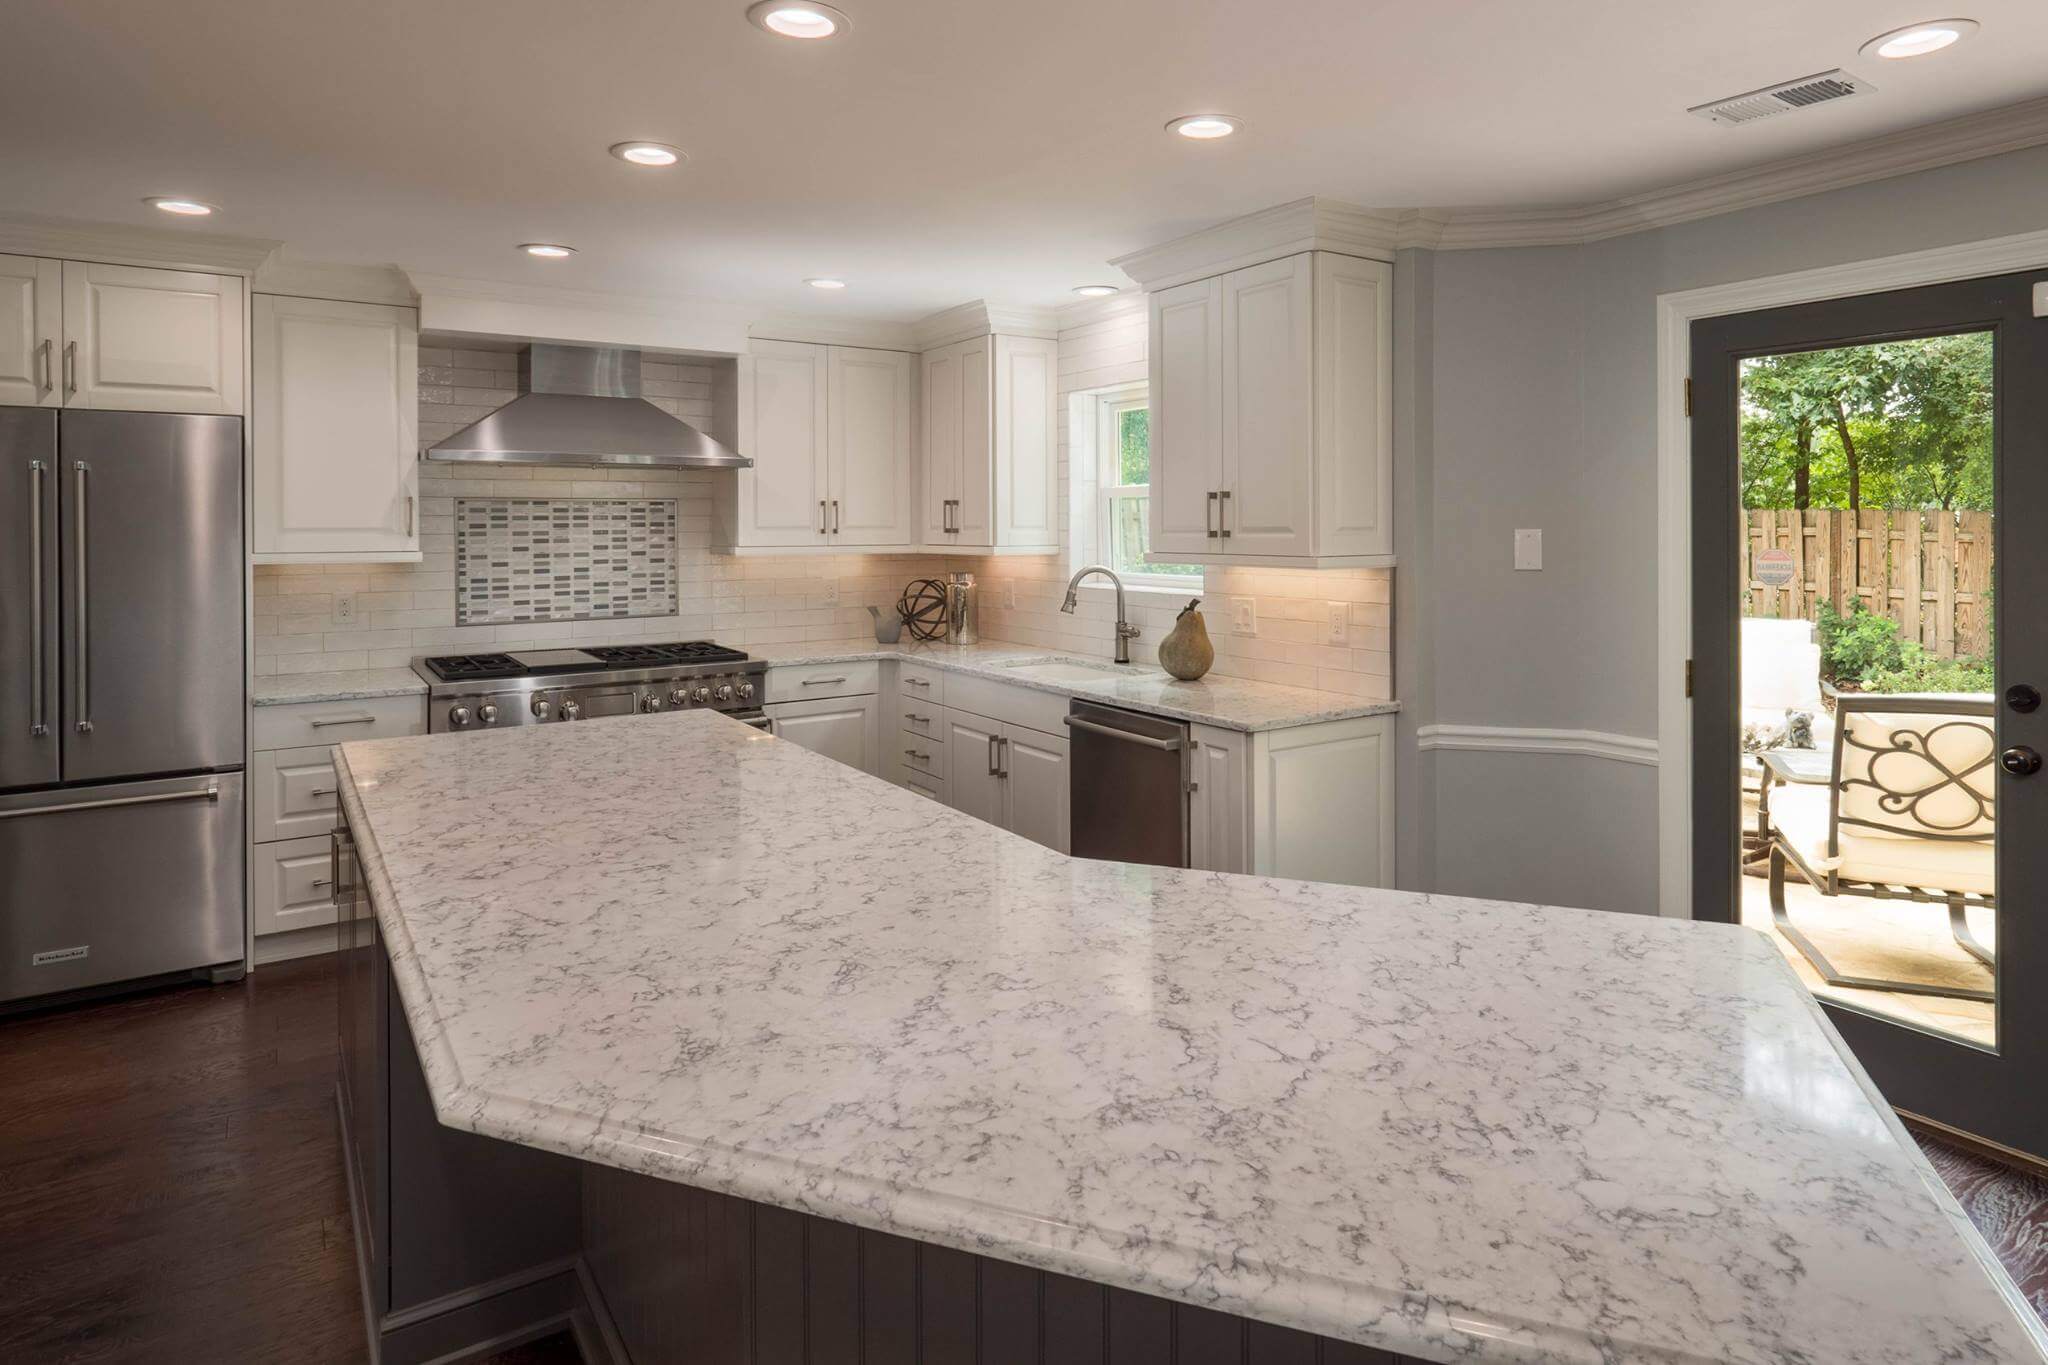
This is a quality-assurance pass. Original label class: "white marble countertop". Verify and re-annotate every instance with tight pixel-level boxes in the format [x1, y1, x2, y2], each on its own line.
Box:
[749, 637, 1399, 732]
[334, 710, 2044, 1365]
[251, 667, 429, 706]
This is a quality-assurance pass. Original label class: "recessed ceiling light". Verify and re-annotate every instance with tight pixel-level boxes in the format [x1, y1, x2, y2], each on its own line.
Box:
[519, 243, 576, 258]
[609, 141, 684, 167]
[1861, 18, 1978, 59]
[145, 197, 216, 217]
[747, 1, 849, 39]
[1166, 114, 1241, 140]
[1072, 285, 1121, 297]
[806, 277, 847, 290]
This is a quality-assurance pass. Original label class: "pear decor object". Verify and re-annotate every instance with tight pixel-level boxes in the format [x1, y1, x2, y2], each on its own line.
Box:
[1157, 598, 1214, 681]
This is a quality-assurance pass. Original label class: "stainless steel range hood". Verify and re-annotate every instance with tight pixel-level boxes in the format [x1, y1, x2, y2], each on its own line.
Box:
[426, 345, 748, 469]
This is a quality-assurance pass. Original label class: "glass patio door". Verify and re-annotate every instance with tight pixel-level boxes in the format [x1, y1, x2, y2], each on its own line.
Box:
[1691, 269, 2048, 1158]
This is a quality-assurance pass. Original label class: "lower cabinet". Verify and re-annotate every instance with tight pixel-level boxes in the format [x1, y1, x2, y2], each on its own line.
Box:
[1188, 724, 1249, 874]
[941, 708, 1069, 854]
[1188, 713, 1395, 886]
[766, 693, 880, 776]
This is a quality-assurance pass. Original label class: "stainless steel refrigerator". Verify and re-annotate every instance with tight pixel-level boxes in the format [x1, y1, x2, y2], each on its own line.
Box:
[1, 408, 245, 1005]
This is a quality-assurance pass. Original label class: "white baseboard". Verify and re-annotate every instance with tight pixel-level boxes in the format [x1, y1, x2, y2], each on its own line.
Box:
[253, 923, 338, 966]
[1416, 723, 1659, 767]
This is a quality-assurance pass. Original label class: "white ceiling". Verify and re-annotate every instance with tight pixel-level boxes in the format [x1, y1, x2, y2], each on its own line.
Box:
[5, 0, 2047, 321]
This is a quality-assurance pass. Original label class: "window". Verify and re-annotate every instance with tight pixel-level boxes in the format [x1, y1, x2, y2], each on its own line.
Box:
[1095, 389, 1200, 587]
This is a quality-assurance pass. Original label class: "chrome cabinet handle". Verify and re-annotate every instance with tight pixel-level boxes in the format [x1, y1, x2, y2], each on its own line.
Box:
[36, 339, 52, 398]
[800, 675, 848, 686]
[1218, 489, 1231, 539]
[310, 787, 338, 798]
[903, 748, 929, 761]
[27, 459, 46, 737]
[906, 711, 928, 722]
[831, 499, 840, 534]
[904, 676, 930, 688]
[73, 462, 89, 733]
[63, 341, 77, 398]
[312, 877, 333, 889]
[819, 500, 828, 535]
[309, 713, 377, 729]
[0, 782, 217, 820]
[1206, 490, 1219, 538]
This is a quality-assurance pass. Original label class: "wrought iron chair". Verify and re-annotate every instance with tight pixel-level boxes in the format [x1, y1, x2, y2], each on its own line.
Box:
[1765, 693, 1996, 1002]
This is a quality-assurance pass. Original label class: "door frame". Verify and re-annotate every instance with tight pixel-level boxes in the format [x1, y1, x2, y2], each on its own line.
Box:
[1654, 226, 2048, 919]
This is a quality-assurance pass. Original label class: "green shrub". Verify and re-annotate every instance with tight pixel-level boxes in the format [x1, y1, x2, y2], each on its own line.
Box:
[1865, 642, 1995, 694]
[1816, 598, 1903, 684]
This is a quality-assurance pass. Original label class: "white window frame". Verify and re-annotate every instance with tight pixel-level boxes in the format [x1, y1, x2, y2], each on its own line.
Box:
[1092, 384, 1198, 591]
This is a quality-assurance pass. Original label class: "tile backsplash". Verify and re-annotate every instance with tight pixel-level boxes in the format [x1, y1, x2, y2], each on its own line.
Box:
[454, 497, 678, 626]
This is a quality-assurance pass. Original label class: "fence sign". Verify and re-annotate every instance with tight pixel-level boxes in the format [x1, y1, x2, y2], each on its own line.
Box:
[1754, 547, 1797, 588]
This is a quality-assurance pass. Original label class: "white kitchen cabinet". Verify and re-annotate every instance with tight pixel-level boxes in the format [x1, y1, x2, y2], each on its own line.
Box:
[253, 834, 341, 938]
[942, 709, 1005, 827]
[1249, 713, 1394, 887]
[920, 333, 1057, 553]
[767, 693, 881, 775]
[1147, 250, 1391, 567]
[1000, 723, 1070, 855]
[252, 294, 420, 563]
[734, 341, 914, 551]
[0, 253, 60, 406]
[59, 262, 244, 414]
[1188, 724, 1248, 875]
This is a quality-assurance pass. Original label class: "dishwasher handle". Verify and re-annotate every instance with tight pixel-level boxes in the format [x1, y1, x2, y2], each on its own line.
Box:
[1062, 712, 1183, 751]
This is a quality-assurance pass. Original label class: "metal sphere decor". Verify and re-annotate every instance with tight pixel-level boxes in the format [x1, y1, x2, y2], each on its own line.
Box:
[898, 578, 951, 642]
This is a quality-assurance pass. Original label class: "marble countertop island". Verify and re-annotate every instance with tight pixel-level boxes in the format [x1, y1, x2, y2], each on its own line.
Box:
[251, 667, 428, 706]
[334, 710, 2046, 1365]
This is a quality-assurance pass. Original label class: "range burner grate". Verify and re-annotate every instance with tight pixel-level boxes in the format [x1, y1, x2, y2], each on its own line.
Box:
[586, 642, 749, 667]
[420, 652, 527, 681]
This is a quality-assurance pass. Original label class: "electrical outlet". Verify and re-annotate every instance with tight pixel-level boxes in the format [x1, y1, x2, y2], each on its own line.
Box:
[1002, 581, 1016, 610]
[1229, 597, 1257, 636]
[1514, 528, 1543, 572]
[820, 578, 840, 607]
[1325, 601, 1349, 647]
[332, 592, 357, 625]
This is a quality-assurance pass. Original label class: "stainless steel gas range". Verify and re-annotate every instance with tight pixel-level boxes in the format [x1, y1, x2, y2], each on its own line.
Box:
[414, 642, 769, 734]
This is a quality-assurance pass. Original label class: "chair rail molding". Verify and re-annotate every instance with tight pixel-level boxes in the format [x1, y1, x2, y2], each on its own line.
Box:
[1655, 223, 2048, 923]
[1416, 723, 1659, 767]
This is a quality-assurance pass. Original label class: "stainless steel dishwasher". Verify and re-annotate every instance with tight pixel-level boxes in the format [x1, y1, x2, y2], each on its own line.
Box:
[1065, 699, 1190, 868]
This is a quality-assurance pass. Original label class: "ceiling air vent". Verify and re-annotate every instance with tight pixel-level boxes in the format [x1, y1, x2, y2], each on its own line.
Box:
[1688, 69, 1875, 127]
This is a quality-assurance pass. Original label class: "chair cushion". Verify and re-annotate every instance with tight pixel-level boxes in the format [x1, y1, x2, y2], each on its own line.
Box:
[1772, 782, 1995, 896]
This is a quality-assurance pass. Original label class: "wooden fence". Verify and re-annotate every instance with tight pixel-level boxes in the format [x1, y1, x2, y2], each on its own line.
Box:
[1741, 507, 1994, 658]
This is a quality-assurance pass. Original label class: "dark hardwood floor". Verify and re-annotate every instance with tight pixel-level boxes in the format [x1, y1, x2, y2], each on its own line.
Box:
[0, 956, 578, 1365]
[5, 955, 2047, 1363]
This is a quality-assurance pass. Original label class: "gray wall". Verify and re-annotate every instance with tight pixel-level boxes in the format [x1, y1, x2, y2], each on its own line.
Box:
[1401, 142, 2048, 915]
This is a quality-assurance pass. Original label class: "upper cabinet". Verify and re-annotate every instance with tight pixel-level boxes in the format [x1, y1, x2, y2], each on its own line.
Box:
[921, 333, 1057, 554]
[0, 255, 243, 414]
[252, 294, 420, 563]
[731, 340, 914, 551]
[1147, 250, 1392, 567]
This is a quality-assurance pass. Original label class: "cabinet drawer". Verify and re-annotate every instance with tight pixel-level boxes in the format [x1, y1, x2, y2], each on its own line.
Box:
[901, 771, 946, 803]
[253, 834, 339, 938]
[763, 660, 879, 703]
[894, 662, 946, 705]
[252, 693, 426, 752]
[898, 735, 944, 778]
[899, 702, 946, 741]
[253, 745, 343, 842]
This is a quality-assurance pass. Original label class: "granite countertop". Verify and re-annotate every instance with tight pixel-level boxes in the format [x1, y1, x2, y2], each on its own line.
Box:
[748, 637, 1399, 732]
[334, 711, 2046, 1365]
[251, 668, 428, 706]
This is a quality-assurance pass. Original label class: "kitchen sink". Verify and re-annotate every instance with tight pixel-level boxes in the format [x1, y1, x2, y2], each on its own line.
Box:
[993, 658, 1160, 684]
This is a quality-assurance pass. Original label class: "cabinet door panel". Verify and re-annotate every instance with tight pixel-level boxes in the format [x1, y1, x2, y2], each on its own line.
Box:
[739, 341, 828, 546]
[1220, 255, 1313, 557]
[1001, 724, 1069, 854]
[767, 694, 878, 775]
[920, 344, 961, 544]
[943, 711, 1005, 827]
[0, 254, 60, 406]
[1147, 278, 1223, 557]
[827, 346, 913, 546]
[253, 295, 418, 558]
[1188, 725, 1247, 874]
[991, 335, 1057, 549]
[954, 335, 993, 545]
[1314, 253, 1394, 558]
[61, 262, 243, 413]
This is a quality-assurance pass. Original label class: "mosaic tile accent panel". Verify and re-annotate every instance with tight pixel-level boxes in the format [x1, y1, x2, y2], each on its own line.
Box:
[455, 498, 678, 626]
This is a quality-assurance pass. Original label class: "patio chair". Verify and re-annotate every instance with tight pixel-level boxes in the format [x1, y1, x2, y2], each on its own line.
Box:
[1765, 693, 1997, 1003]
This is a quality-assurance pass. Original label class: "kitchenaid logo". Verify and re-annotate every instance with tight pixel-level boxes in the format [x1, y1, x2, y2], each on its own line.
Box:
[31, 945, 89, 966]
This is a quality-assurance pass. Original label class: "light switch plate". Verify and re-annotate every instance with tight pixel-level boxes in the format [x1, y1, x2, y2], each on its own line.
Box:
[1325, 601, 1349, 646]
[332, 591, 357, 625]
[1514, 529, 1543, 572]
[1230, 597, 1257, 636]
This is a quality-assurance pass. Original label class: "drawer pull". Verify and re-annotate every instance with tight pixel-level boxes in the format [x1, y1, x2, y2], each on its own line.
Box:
[310, 787, 337, 799]
[903, 677, 931, 688]
[800, 676, 849, 686]
[906, 711, 929, 722]
[904, 748, 930, 761]
[312, 878, 332, 889]
[309, 713, 377, 729]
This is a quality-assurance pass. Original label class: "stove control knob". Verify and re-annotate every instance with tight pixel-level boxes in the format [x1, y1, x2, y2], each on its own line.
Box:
[692, 685, 713, 704]
[478, 704, 498, 725]
[560, 699, 583, 722]
[669, 688, 691, 707]
[448, 705, 471, 728]
[641, 693, 665, 714]
[714, 682, 735, 704]
[735, 680, 756, 702]
[531, 697, 553, 721]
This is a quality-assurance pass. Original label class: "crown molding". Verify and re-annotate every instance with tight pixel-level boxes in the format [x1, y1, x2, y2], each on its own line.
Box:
[253, 259, 416, 307]
[1110, 197, 1400, 291]
[1054, 290, 1147, 334]
[748, 313, 921, 352]
[911, 299, 1060, 350]
[1396, 95, 2048, 252]
[0, 214, 280, 274]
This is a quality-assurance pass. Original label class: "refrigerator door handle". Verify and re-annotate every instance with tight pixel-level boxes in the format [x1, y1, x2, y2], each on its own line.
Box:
[28, 459, 47, 737]
[0, 781, 219, 821]
[73, 461, 90, 734]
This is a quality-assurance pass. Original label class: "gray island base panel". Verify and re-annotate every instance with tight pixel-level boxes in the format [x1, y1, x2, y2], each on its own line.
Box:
[332, 710, 2048, 1365]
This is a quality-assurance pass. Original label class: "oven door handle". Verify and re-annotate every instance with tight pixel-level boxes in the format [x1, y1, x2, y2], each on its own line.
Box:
[734, 710, 772, 731]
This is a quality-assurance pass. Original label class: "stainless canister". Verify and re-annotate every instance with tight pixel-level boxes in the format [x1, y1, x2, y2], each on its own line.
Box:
[946, 572, 978, 644]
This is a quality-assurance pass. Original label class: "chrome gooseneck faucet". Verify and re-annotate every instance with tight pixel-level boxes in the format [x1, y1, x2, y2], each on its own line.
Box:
[1060, 565, 1141, 664]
